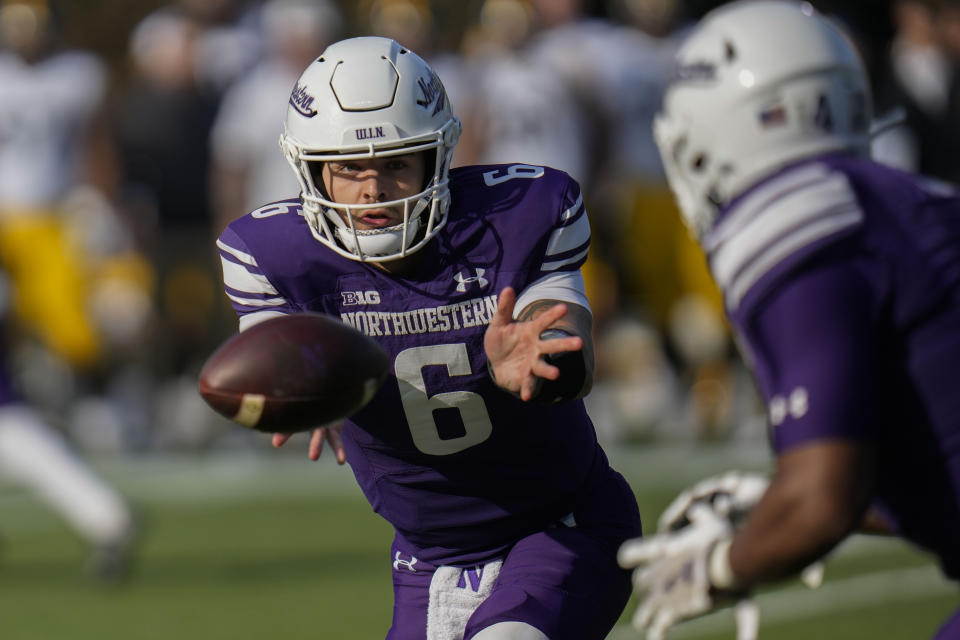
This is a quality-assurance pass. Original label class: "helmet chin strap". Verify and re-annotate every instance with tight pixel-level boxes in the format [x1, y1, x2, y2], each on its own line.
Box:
[328, 196, 430, 259]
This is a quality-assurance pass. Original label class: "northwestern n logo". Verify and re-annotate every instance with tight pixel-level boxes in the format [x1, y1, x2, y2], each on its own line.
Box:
[454, 268, 489, 293]
[457, 566, 484, 592]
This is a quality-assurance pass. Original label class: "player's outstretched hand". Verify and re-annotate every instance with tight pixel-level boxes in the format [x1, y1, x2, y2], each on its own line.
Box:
[484, 286, 582, 401]
[618, 504, 741, 640]
[658, 471, 770, 533]
[658, 471, 825, 591]
[272, 422, 346, 463]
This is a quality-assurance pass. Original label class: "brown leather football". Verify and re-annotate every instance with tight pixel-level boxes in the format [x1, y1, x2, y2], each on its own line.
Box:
[198, 313, 389, 433]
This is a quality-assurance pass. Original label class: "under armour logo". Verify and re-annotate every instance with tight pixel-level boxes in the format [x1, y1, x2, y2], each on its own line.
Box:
[454, 268, 489, 292]
[393, 551, 419, 573]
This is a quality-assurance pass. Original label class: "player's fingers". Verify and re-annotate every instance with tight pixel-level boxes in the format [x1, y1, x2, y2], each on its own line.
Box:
[492, 287, 516, 327]
[326, 424, 347, 465]
[633, 598, 658, 631]
[531, 358, 560, 381]
[533, 303, 568, 331]
[658, 490, 696, 532]
[538, 335, 582, 354]
[618, 537, 665, 568]
[633, 598, 656, 631]
[686, 502, 722, 527]
[272, 433, 292, 448]
[635, 563, 663, 591]
[801, 562, 825, 589]
[519, 376, 537, 402]
[308, 427, 325, 461]
[648, 609, 676, 640]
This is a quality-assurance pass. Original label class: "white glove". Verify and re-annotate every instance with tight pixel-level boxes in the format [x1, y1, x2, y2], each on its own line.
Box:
[658, 471, 770, 533]
[658, 471, 825, 591]
[618, 504, 736, 640]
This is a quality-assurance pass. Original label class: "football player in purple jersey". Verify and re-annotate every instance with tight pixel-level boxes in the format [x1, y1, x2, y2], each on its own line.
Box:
[617, 2, 960, 639]
[215, 36, 642, 639]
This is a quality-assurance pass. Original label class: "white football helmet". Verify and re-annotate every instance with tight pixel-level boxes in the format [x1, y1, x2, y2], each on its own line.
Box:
[279, 36, 461, 262]
[654, 0, 872, 239]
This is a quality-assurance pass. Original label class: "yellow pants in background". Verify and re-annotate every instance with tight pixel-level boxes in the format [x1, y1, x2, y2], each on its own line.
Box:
[0, 213, 101, 369]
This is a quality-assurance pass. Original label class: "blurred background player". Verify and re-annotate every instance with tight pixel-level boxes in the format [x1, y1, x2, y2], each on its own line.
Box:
[0, 0, 138, 579]
[209, 0, 344, 230]
[617, 2, 960, 639]
[454, 0, 593, 191]
[217, 36, 642, 639]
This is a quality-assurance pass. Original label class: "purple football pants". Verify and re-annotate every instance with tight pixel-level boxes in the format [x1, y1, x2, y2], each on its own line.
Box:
[936, 606, 960, 640]
[386, 471, 642, 640]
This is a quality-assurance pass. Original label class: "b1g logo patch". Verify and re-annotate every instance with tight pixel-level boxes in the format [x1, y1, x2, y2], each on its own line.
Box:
[341, 290, 381, 306]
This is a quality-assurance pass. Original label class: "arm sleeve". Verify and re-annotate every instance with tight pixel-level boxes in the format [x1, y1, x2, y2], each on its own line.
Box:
[743, 258, 884, 454]
[513, 271, 590, 318]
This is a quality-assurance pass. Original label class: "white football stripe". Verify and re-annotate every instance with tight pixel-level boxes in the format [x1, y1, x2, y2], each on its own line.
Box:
[709, 167, 864, 309]
[221, 257, 279, 296]
[541, 246, 589, 272]
[705, 163, 833, 252]
[225, 291, 288, 308]
[726, 207, 863, 309]
[561, 193, 584, 221]
[216, 238, 259, 266]
[546, 212, 591, 256]
[238, 310, 289, 332]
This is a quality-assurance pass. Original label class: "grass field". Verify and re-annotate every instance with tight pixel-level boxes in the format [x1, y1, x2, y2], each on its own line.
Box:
[0, 442, 956, 639]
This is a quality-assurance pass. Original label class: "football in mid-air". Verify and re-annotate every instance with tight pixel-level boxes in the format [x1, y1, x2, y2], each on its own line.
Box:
[197, 313, 390, 433]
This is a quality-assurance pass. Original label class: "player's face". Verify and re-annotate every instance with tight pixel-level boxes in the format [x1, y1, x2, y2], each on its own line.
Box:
[320, 153, 426, 230]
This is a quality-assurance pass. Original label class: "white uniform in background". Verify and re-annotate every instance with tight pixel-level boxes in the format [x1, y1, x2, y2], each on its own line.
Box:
[0, 46, 135, 577]
[466, 50, 592, 189]
[210, 60, 301, 213]
[0, 49, 105, 209]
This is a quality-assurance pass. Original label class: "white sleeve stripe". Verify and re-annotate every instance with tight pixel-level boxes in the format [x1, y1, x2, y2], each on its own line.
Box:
[725, 207, 863, 309]
[711, 172, 861, 288]
[221, 257, 279, 295]
[546, 212, 591, 256]
[705, 163, 832, 251]
[513, 271, 591, 318]
[226, 291, 289, 307]
[541, 246, 589, 272]
[216, 239, 259, 266]
[239, 311, 289, 332]
[561, 194, 584, 222]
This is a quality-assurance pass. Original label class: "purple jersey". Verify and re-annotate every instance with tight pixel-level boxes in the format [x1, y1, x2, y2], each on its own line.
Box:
[706, 154, 960, 579]
[217, 164, 639, 566]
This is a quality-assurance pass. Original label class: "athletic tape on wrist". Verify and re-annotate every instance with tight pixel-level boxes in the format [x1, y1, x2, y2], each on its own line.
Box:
[707, 537, 740, 590]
